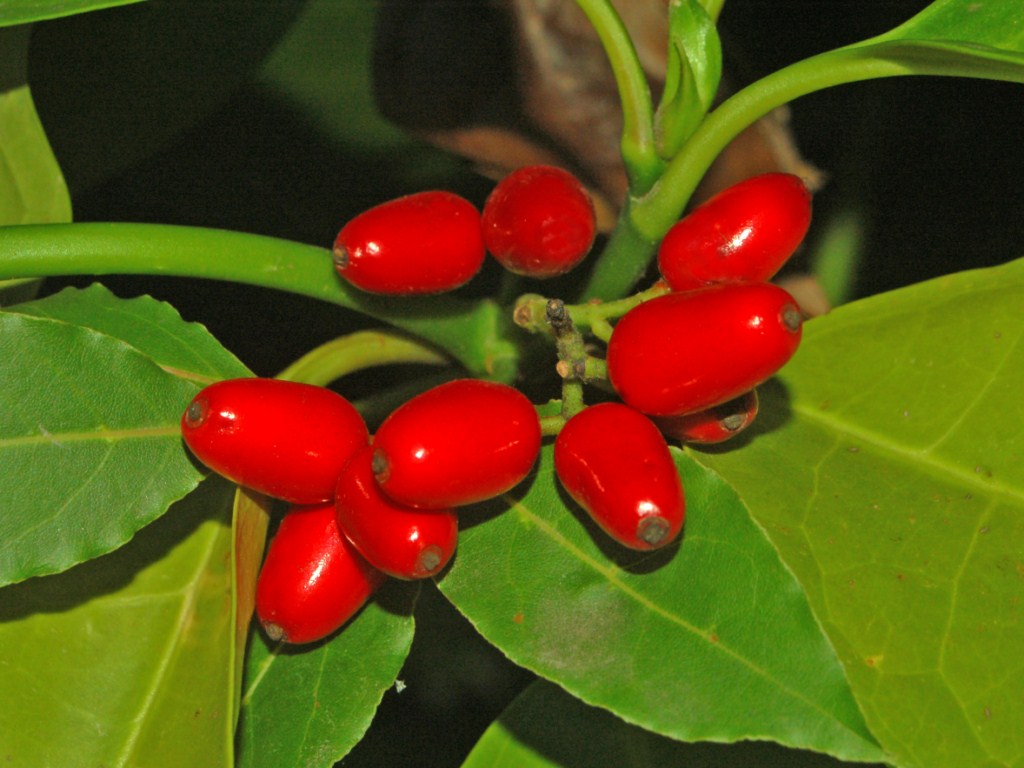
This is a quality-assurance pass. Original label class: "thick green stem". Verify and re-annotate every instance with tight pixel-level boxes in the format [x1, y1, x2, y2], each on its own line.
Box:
[583, 46, 910, 301]
[573, 0, 663, 191]
[632, 47, 911, 240]
[0, 222, 520, 382]
[276, 329, 450, 387]
[579, 199, 658, 301]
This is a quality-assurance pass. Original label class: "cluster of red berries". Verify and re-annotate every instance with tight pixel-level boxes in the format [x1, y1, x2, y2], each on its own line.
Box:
[332, 164, 598, 293]
[181, 377, 540, 644]
[179, 168, 812, 645]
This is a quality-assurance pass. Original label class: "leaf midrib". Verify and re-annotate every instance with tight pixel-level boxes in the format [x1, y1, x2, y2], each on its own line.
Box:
[0, 425, 180, 447]
[111, 520, 226, 768]
[506, 480, 878, 750]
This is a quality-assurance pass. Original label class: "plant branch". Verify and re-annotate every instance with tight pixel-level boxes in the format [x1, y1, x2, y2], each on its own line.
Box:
[276, 330, 451, 387]
[579, 198, 661, 301]
[631, 47, 911, 241]
[0, 222, 520, 382]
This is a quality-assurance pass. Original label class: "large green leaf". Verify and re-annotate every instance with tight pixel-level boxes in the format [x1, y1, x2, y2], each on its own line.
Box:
[0, 312, 202, 584]
[463, 680, 880, 768]
[696, 257, 1024, 768]
[0, 477, 235, 767]
[237, 581, 418, 768]
[438, 450, 886, 763]
[13, 283, 251, 383]
[0, 287, 250, 586]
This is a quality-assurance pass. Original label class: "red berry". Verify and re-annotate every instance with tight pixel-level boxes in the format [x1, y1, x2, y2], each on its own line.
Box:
[256, 502, 386, 645]
[181, 378, 368, 504]
[372, 379, 541, 509]
[657, 173, 811, 292]
[481, 165, 597, 278]
[653, 389, 759, 445]
[606, 283, 802, 417]
[333, 190, 485, 295]
[554, 403, 684, 550]
[336, 445, 459, 580]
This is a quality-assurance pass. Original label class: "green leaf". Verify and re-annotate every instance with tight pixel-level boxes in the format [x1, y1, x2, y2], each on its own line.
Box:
[0, 25, 70, 225]
[237, 581, 418, 768]
[13, 283, 251, 383]
[0, 311, 206, 585]
[696, 257, 1024, 768]
[438, 449, 886, 763]
[0, 1, 144, 26]
[0, 286, 252, 586]
[654, 0, 722, 158]
[0, 477, 235, 767]
[463, 680, 881, 768]
[873, 0, 1024, 77]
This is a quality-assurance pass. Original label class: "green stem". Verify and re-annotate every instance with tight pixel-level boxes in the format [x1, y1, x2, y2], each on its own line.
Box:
[579, 198, 658, 301]
[573, 0, 663, 192]
[0, 222, 520, 382]
[515, 280, 670, 336]
[582, 46, 910, 301]
[631, 46, 911, 241]
[276, 329, 451, 387]
[560, 378, 586, 422]
[701, 0, 725, 23]
[538, 412, 566, 437]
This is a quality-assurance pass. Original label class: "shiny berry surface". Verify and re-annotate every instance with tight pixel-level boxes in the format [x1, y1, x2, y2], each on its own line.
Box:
[255, 502, 386, 645]
[654, 389, 759, 445]
[372, 379, 542, 509]
[333, 190, 485, 295]
[336, 445, 459, 580]
[657, 173, 811, 292]
[607, 283, 802, 417]
[554, 403, 685, 550]
[181, 378, 368, 504]
[481, 165, 597, 278]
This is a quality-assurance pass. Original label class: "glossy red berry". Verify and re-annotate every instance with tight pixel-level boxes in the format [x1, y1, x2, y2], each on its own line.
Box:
[372, 379, 542, 509]
[606, 283, 802, 417]
[181, 378, 368, 504]
[653, 389, 759, 445]
[555, 403, 684, 550]
[481, 165, 597, 278]
[336, 445, 459, 580]
[657, 173, 812, 292]
[256, 502, 386, 645]
[333, 190, 485, 295]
